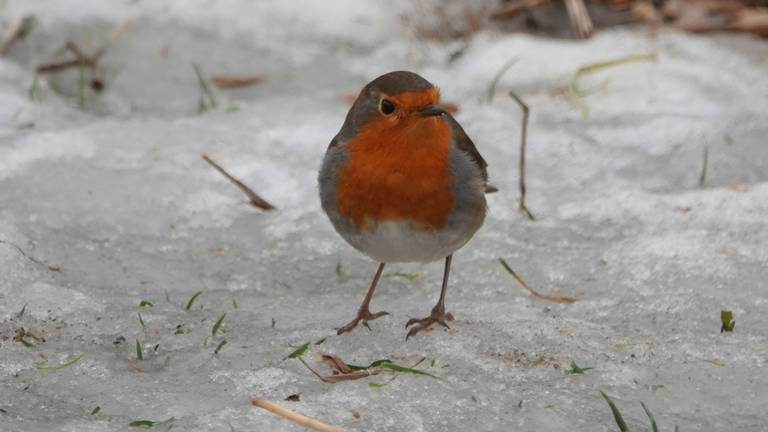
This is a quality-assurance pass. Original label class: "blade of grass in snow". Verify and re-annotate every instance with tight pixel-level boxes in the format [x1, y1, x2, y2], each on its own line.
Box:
[285, 342, 310, 360]
[136, 338, 143, 361]
[388, 272, 419, 281]
[566, 360, 593, 374]
[91, 406, 100, 415]
[139, 300, 153, 307]
[214, 340, 227, 354]
[487, 57, 518, 102]
[699, 145, 709, 187]
[641, 401, 658, 432]
[369, 377, 397, 388]
[721, 310, 735, 332]
[600, 391, 629, 432]
[128, 417, 174, 429]
[378, 362, 438, 378]
[347, 359, 393, 370]
[569, 52, 656, 118]
[27, 74, 40, 101]
[36, 354, 82, 371]
[212, 313, 226, 336]
[193, 63, 217, 113]
[347, 359, 436, 378]
[185, 291, 202, 310]
[137, 313, 145, 329]
[14, 330, 31, 347]
[77, 58, 87, 110]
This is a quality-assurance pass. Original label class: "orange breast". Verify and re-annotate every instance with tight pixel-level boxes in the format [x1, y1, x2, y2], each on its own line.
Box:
[336, 117, 454, 231]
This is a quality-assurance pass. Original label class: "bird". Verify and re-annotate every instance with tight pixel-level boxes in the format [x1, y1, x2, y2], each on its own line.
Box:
[318, 71, 491, 339]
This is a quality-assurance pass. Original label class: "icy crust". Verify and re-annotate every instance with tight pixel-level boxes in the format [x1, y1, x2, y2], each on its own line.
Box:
[1, 1, 768, 431]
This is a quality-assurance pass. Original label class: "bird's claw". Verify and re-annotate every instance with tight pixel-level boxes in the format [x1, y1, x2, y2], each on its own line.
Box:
[405, 310, 454, 340]
[336, 310, 389, 335]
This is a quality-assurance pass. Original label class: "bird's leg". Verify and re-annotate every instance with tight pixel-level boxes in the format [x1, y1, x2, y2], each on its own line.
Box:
[406, 255, 455, 339]
[336, 262, 389, 335]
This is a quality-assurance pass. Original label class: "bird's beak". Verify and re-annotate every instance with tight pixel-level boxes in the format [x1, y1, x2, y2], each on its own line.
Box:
[416, 104, 448, 117]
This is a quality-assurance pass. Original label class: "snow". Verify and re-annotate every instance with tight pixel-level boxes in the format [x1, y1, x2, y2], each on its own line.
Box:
[1, 1, 768, 431]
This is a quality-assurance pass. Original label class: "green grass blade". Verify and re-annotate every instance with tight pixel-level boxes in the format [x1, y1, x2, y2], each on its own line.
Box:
[285, 342, 310, 360]
[720, 310, 734, 332]
[129, 417, 174, 429]
[185, 291, 203, 310]
[36, 354, 83, 371]
[487, 58, 518, 103]
[136, 338, 143, 361]
[600, 391, 629, 432]
[378, 362, 438, 378]
[77, 58, 87, 110]
[569, 52, 657, 118]
[214, 340, 227, 354]
[566, 360, 593, 374]
[347, 359, 393, 370]
[640, 401, 658, 432]
[699, 145, 709, 188]
[212, 313, 226, 336]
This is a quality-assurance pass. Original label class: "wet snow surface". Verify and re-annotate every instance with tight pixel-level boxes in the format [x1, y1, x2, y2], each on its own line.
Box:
[1, 1, 768, 431]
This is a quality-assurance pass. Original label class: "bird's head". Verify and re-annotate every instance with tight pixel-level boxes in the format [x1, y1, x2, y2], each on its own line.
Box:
[342, 71, 449, 137]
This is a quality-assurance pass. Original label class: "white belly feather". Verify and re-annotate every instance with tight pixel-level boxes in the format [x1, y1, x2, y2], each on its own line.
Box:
[340, 220, 479, 263]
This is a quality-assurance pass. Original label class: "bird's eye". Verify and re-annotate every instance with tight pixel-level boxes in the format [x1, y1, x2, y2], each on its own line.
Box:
[379, 99, 395, 115]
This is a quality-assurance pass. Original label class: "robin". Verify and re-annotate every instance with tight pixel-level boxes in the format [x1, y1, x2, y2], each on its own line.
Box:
[319, 71, 492, 339]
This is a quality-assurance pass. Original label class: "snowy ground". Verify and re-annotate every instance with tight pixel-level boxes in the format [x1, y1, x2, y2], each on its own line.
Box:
[1, 1, 767, 431]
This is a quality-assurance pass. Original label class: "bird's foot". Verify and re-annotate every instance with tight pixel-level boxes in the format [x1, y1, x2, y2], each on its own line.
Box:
[336, 308, 389, 335]
[405, 305, 454, 340]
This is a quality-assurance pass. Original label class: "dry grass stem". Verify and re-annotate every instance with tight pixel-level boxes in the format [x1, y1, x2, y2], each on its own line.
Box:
[251, 398, 341, 432]
[499, 258, 577, 303]
[211, 75, 263, 88]
[569, 52, 657, 118]
[201, 154, 276, 210]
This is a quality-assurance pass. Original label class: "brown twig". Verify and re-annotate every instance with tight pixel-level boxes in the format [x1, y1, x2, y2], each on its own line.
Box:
[564, 0, 594, 38]
[36, 40, 106, 91]
[34, 21, 128, 91]
[211, 75, 263, 89]
[36, 58, 81, 73]
[508, 91, 533, 220]
[297, 357, 332, 383]
[251, 399, 341, 432]
[0, 16, 34, 56]
[201, 154, 276, 210]
[499, 258, 577, 303]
